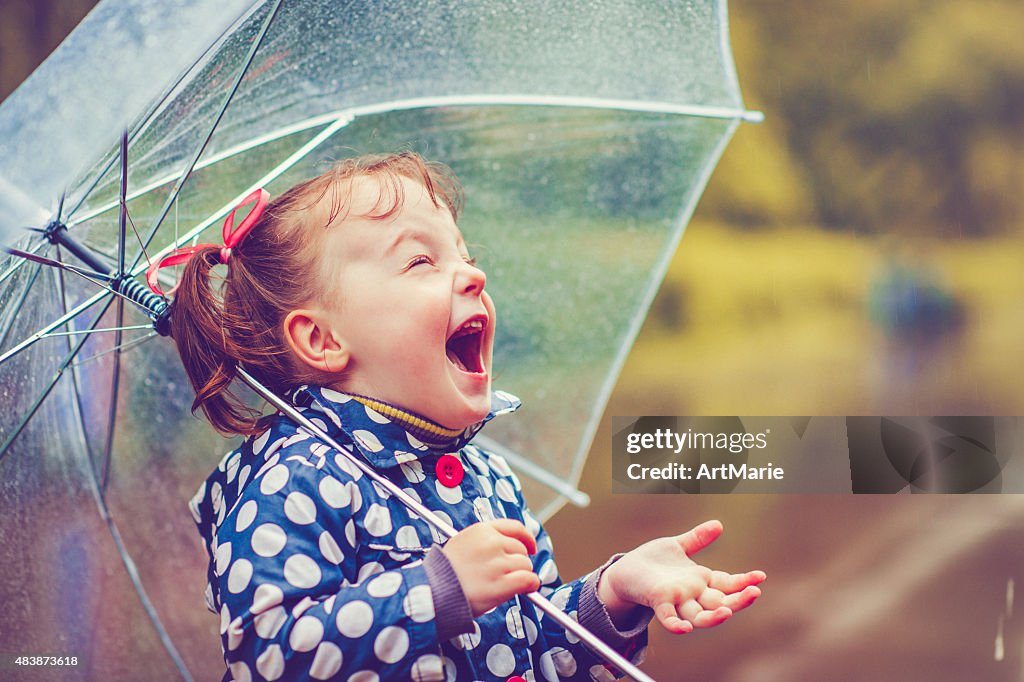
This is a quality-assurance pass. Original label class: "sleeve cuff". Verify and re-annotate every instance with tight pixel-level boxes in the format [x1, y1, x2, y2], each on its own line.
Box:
[578, 553, 653, 652]
[423, 544, 476, 641]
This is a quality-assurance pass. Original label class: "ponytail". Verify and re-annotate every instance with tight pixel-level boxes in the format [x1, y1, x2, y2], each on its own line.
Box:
[170, 246, 264, 436]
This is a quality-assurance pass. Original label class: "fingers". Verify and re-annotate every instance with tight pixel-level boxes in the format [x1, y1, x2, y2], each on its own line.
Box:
[720, 585, 762, 613]
[654, 602, 693, 634]
[709, 569, 767, 593]
[489, 518, 538, 555]
[674, 520, 723, 556]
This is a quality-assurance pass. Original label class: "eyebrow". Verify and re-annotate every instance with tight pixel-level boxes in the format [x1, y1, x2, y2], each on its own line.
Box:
[384, 226, 466, 255]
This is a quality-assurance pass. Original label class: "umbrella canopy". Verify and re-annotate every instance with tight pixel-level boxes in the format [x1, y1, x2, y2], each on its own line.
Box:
[0, 0, 759, 678]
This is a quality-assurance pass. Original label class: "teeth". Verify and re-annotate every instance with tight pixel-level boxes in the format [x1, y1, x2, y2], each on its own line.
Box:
[452, 319, 484, 338]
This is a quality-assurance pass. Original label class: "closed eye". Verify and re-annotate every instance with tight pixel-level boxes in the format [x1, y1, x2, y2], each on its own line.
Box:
[463, 256, 477, 267]
[406, 254, 434, 269]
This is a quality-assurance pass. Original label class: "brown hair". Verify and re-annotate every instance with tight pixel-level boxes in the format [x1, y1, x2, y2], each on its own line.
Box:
[170, 152, 464, 436]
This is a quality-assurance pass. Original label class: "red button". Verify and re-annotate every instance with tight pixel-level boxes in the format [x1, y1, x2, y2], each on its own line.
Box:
[507, 677, 526, 682]
[435, 454, 464, 487]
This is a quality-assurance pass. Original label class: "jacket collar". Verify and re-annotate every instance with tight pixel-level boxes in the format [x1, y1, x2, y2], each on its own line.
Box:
[287, 385, 520, 469]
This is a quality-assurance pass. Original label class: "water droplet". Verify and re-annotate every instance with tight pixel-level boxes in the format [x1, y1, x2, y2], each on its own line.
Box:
[994, 613, 1004, 662]
[1006, 578, 1014, 618]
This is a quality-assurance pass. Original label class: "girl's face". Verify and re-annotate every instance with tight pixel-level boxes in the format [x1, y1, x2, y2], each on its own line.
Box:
[313, 175, 495, 429]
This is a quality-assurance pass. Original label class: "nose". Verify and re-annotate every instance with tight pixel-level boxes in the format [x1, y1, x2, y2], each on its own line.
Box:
[457, 261, 486, 295]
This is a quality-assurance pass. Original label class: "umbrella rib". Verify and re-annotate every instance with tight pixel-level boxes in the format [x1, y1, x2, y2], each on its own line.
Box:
[126, 114, 353, 274]
[0, 257, 45, 351]
[127, 0, 286, 276]
[70, 331, 158, 368]
[57, 301, 194, 682]
[0, 239, 48, 287]
[100, 297, 125, 491]
[0, 290, 108, 366]
[0, 293, 114, 463]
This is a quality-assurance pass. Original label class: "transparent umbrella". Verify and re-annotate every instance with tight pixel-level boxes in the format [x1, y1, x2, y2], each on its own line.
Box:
[0, 0, 760, 678]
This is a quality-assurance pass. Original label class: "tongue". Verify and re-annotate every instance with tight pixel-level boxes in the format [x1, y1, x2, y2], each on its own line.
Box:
[447, 347, 469, 372]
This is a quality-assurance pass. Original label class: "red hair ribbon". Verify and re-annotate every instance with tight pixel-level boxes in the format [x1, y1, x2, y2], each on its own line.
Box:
[145, 188, 269, 296]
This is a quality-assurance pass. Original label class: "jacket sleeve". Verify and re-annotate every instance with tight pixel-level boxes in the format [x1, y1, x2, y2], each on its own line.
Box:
[213, 459, 451, 682]
[480, 448, 653, 682]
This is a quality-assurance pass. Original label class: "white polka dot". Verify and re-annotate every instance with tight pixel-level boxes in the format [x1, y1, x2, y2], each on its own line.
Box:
[320, 387, 350, 403]
[348, 671, 379, 682]
[364, 504, 393, 537]
[395, 525, 424, 550]
[215, 541, 232, 576]
[290, 615, 325, 652]
[549, 585, 571, 610]
[406, 432, 428, 451]
[357, 561, 385, 583]
[349, 484, 363, 513]
[227, 616, 245, 651]
[217, 500, 227, 527]
[260, 464, 290, 495]
[505, 605, 525, 638]
[353, 429, 384, 452]
[284, 491, 317, 525]
[524, 511, 541, 538]
[337, 600, 374, 638]
[309, 642, 343, 679]
[403, 584, 434, 623]
[311, 442, 331, 460]
[293, 596, 316, 618]
[538, 559, 558, 585]
[442, 655, 458, 680]
[476, 475, 493, 498]
[553, 648, 577, 677]
[495, 479, 517, 503]
[345, 519, 357, 548]
[219, 603, 231, 635]
[254, 606, 288, 639]
[489, 453, 514, 476]
[225, 452, 241, 484]
[237, 464, 251, 495]
[334, 452, 363, 481]
[524, 613, 538, 645]
[229, 660, 252, 682]
[539, 650, 558, 682]
[566, 610, 580, 644]
[319, 531, 344, 564]
[251, 583, 284, 615]
[400, 461, 425, 484]
[252, 428, 271, 455]
[427, 510, 454, 544]
[236, 500, 258, 532]
[473, 497, 496, 522]
[284, 554, 322, 589]
[589, 664, 617, 682]
[485, 643, 516, 676]
[251, 523, 288, 557]
[364, 405, 391, 424]
[411, 654, 444, 682]
[256, 644, 285, 681]
[374, 626, 409, 664]
[319, 477, 351, 508]
[435, 478, 463, 504]
[211, 481, 224, 515]
[367, 572, 403, 598]
[227, 559, 253, 593]
[462, 621, 482, 650]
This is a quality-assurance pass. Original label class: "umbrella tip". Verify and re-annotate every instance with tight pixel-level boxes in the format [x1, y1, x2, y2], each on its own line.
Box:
[743, 109, 766, 124]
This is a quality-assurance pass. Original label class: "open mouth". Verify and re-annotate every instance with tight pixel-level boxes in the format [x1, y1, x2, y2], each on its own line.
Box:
[446, 317, 486, 374]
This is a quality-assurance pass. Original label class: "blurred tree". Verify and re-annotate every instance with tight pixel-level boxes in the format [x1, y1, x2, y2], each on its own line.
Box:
[0, 0, 97, 101]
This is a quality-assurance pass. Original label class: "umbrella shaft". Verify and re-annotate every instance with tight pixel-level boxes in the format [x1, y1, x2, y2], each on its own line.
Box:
[237, 368, 657, 682]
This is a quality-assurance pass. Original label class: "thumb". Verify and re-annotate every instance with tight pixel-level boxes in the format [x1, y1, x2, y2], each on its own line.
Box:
[675, 520, 723, 556]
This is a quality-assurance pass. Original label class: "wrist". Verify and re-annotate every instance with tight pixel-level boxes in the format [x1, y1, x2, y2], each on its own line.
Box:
[596, 558, 645, 628]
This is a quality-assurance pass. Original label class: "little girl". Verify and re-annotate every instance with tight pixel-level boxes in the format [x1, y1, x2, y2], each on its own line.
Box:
[172, 153, 765, 681]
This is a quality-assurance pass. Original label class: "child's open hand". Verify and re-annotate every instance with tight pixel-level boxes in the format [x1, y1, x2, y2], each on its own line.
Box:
[598, 520, 765, 635]
[442, 519, 542, 616]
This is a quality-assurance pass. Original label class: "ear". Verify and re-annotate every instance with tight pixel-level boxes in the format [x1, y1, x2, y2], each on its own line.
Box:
[283, 308, 350, 375]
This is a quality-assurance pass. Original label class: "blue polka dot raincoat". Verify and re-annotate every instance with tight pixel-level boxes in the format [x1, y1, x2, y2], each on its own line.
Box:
[190, 386, 650, 681]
